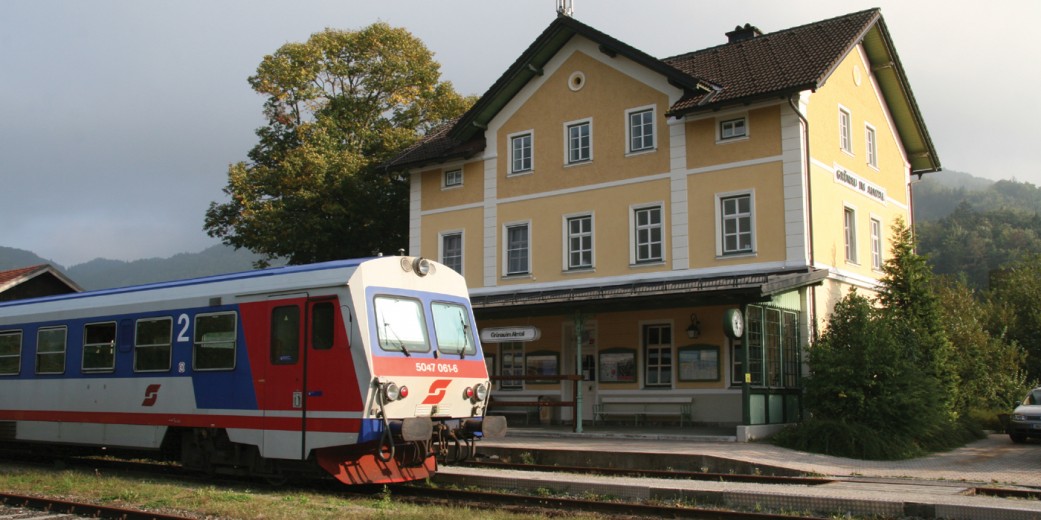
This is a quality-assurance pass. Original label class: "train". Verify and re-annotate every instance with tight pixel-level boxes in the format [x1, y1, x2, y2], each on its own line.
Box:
[0, 256, 505, 485]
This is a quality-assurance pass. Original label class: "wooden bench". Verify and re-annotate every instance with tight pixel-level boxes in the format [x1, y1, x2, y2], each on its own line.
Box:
[593, 396, 693, 426]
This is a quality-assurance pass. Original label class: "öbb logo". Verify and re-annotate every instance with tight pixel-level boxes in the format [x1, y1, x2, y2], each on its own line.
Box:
[141, 384, 161, 406]
[421, 379, 452, 405]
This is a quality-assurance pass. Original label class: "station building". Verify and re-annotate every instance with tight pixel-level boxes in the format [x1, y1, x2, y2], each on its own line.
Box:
[385, 8, 940, 436]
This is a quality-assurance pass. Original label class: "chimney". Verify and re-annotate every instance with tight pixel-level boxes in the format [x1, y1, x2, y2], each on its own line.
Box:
[726, 23, 762, 43]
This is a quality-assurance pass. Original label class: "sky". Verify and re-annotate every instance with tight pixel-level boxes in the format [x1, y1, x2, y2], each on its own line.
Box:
[1, 1, 1038, 267]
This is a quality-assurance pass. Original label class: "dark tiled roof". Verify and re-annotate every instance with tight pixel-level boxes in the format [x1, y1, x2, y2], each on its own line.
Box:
[382, 117, 487, 171]
[386, 8, 938, 173]
[664, 9, 879, 116]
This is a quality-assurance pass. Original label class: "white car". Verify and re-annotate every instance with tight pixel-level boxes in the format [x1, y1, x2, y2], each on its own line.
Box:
[1009, 388, 1041, 443]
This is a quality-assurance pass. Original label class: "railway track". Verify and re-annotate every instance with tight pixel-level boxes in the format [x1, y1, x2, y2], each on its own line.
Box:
[0, 491, 195, 520]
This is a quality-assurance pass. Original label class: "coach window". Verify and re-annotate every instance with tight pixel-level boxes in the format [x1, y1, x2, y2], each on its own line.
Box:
[36, 326, 67, 375]
[83, 322, 116, 372]
[271, 306, 300, 364]
[311, 302, 334, 350]
[431, 301, 476, 356]
[0, 331, 22, 375]
[135, 317, 172, 372]
[194, 312, 237, 370]
[374, 296, 429, 353]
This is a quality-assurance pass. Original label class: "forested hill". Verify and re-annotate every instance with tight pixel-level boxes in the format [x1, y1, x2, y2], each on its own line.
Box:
[0, 245, 274, 291]
[914, 170, 1041, 288]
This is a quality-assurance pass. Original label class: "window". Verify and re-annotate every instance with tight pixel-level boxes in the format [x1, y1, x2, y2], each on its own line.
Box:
[720, 117, 747, 140]
[135, 318, 171, 372]
[783, 311, 799, 388]
[443, 168, 463, 188]
[36, 326, 67, 374]
[644, 324, 672, 387]
[311, 301, 335, 350]
[628, 108, 654, 152]
[431, 301, 477, 356]
[441, 232, 463, 274]
[83, 322, 116, 372]
[567, 120, 591, 164]
[566, 215, 593, 270]
[730, 339, 743, 386]
[746, 306, 763, 386]
[510, 132, 532, 174]
[865, 125, 877, 168]
[505, 223, 530, 275]
[271, 306, 300, 364]
[839, 107, 852, 153]
[0, 331, 22, 375]
[844, 207, 858, 263]
[721, 194, 753, 254]
[765, 308, 782, 387]
[500, 342, 524, 389]
[633, 205, 663, 263]
[194, 312, 237, 371]
[374, 296, 429, 354]
[871, 218, 883, 270]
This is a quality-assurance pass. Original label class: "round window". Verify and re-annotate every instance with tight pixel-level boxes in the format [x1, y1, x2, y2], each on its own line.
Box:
[568, 71, 585, 91]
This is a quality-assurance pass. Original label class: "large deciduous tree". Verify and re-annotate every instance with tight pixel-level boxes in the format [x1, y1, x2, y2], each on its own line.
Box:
[205, 23, 473, 265]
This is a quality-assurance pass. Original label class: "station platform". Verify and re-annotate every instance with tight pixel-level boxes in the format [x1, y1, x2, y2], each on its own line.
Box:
[481, 425, 1041, 488]
[450, 425, 1041, 518]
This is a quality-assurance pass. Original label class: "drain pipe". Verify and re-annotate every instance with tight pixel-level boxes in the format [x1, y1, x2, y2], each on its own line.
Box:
[788, 94, 818, 340]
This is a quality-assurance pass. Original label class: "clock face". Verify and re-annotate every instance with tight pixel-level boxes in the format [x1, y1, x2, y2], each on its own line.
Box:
[725, 308, 744, 339]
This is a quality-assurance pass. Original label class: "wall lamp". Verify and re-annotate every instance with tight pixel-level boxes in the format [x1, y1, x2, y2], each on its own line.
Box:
[686, 313, 701, 339]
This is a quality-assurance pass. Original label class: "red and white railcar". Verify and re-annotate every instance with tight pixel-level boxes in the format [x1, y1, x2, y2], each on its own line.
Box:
[0, 256, 504, 484]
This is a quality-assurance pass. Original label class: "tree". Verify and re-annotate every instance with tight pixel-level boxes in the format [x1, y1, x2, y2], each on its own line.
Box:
[205, 24, 474, 265]
[989, 254, 1041, 381]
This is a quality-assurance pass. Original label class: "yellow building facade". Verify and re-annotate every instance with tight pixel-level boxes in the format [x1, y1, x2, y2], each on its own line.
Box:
[389, 9, 939, 436]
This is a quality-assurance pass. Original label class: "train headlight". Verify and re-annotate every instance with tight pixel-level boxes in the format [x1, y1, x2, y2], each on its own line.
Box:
[412, 257, 431, 277]
[474, 383, 488, 402]
[383, 382, 408, 402]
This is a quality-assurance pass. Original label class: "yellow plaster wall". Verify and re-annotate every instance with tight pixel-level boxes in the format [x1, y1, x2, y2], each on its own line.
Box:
[684, 105, 783, 170]
[420, 160, 484, 211]
[496, 50, 671, 200]
[420, 206, 484, 288]
[806, 46, 912, 276]
[686, 161, 787, 267]
[496, 178, 671, 284]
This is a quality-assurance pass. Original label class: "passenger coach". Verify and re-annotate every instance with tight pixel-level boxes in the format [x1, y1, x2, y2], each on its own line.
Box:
[0, 256, 504, 485]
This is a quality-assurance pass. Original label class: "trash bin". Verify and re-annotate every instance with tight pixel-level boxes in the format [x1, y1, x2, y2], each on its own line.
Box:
[538, 396, 554, 425]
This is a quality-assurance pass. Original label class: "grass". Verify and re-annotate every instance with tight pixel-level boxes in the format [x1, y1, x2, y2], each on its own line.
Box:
[0, 461, 564, 519]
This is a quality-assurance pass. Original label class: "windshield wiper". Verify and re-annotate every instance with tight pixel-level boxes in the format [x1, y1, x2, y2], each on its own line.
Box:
[383, 321, 410, 357]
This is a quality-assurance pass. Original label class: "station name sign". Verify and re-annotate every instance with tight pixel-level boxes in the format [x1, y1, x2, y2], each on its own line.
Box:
[834, 166, 886, 204]
[480, 326, 541, 343]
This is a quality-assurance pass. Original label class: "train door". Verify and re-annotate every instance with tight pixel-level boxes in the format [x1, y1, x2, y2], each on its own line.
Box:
[301, 297, 337, 457]
[264, 301, 305, 460]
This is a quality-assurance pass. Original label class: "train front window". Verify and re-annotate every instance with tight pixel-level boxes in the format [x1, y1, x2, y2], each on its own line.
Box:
[374, 296, 429, 354]
[431, 302, 476, 357]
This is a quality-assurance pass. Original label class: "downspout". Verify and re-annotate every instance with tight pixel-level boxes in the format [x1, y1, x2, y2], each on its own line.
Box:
[788, 94, 818, 340]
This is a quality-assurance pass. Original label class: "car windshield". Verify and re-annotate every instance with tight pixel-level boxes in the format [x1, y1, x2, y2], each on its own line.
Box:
[374, 296, 429, 354]
[1024, 389, 1041, 405]
[431, 301, 477, 357]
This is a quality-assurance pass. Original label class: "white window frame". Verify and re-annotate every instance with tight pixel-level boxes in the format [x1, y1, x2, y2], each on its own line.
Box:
[630, 203, 665, 265]
[564, 118, 592, 165]
[839, 106, 853, 155]
[442, 167, 463, 189]
[563, 213, 594, 271]
[503, 221, 532, 277]
[844, 205, 858, 264]
[870, 217, 883, 271]
[439, 230, 464, 275]
[36, 326, 67, 375]
[626, 105, 656, 154]
[865, 123, 878, 169]
[508, 130, 534, 176]
[718, 115, 749, 142]
[714, 190, 756, 257]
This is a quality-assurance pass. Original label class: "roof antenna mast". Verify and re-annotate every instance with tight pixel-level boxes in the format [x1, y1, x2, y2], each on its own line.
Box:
[556, 0, 574, 17]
